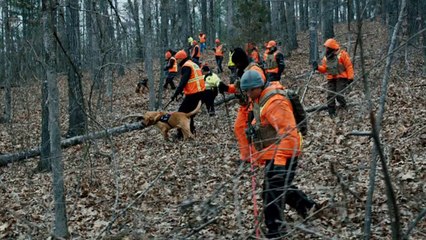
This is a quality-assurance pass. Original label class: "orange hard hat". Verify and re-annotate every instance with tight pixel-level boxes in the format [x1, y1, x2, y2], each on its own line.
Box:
[266, 40, 277, 48]
[215, 38, 220, 44]
[165, 51, 171, 59]
[175, 50, 187, 60]
[324, 38, 340, 50]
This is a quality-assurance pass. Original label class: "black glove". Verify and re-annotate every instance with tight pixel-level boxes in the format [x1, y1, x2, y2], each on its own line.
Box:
[218, 81, 229, 94]
[312, 61, 318, 71]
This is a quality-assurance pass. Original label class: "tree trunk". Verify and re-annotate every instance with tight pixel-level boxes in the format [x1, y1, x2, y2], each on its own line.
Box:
[1, 2, 12, 123]
[0, 122, 145, 166]
[128, 0, 143, 60]
[177, 0, 190, 47]
[406, 0, 419, 45]
[38, 76, 52, 172]
[208, 0, 215, 48]
[321, 0, 335, 40]
[201, 0, 207, 35]
[422, 0, 426, 75]
[309, 0, 319, 63]
[42, 0, 69, 237]
[143, 0, 156, 110]
[286, 0, 298, 50]
[66, 0, 87, 137]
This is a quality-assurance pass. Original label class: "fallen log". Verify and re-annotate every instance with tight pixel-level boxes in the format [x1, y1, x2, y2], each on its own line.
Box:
[0, 122, 145, 167]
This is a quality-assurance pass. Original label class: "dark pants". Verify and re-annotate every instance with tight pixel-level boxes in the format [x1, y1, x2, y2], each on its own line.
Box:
[215, 56, 224, 73]
[263, 158, 315, 238]
[327, 78, 348, 115]
[204, 88, 218, 116]
[163, 73, 176, 89]
[176, 91, 204, 138]
[192, 57, 200, 66]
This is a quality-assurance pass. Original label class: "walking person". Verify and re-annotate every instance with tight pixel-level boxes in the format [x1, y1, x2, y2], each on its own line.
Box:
[163, 49, 177, 90]
[227, 48, 237, 84]
[313, 38, 354, 118]
[171, 50, 206, 139]
[264, 40, 285, 83]
[191, 40, 201, 66]
[214, 38, 224, 73]
[240, 70, 318, 238]
[201, 65, 220, 116]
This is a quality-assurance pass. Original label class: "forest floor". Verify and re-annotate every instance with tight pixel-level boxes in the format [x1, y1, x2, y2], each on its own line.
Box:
[0, 21, 425, 239]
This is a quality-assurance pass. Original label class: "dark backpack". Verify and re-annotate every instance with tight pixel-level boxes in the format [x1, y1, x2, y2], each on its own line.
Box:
[257, 89, 308, 136]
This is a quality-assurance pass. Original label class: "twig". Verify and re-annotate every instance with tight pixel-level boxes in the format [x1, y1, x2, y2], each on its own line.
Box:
[346, 131, 372, 137]
[96, 164, 171, 239]
[184, 217, 218, 238]
[403, 208, 426, 240]
[370, 112, 401, 239]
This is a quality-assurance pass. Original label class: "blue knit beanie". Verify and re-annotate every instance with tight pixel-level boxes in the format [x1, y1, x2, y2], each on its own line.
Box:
[240, 70, 264, 91]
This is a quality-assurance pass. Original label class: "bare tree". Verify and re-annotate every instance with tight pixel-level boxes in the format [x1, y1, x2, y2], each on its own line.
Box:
[42, 0, 69, 237]
[286, 0, 298, 50]
[65, 0, 87, 137]
[321, 0, 335, 40]
[1, 1, 12, 123]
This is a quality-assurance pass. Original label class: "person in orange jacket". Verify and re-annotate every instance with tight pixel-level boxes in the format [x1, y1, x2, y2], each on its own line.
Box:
[214, 38, 224, 73]
[163, 49, 177, 90]
[313, 38, 354, 118]
[191, 40, 201, 66]
[240, 70, 317, 238]
[246, 42, 261, 64]
[171, 50, 206, 139]
[217, 47, 267, 163]
[199, 32, 206, 53]
[264, 40, 285, 82]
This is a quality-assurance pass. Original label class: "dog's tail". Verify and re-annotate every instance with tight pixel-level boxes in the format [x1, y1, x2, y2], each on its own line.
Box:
[186, 101, 202, 118]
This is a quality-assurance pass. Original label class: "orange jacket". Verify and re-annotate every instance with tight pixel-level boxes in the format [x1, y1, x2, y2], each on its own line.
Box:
[199, 34, 206, 43]
[317, 50, 354, 80]
[168, 56, 178, 73]
[191, 44, 201, 58]
[227, 64, 267, 161]
[250, 84, 302, 166]
[182, 60, 205, 95]
[215, 44, 224, 57]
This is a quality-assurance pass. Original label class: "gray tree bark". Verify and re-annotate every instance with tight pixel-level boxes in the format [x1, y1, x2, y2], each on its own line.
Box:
[286, 0, 298, 50]
[42, 0, 69, 237]
[321, 0, 335, 40]
[66, 0, 87, 137]
[128, 0, 143, 59]
[309, 0, 319, 63]
[142, 0, 156, 110]
[1, 2, 12, 123]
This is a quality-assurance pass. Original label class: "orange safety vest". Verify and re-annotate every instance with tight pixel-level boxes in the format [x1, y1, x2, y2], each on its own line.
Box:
[182, 60, 205, 95]
[249, 84, 302, 166]
[317, 50, 354, 80]
[265, 51, 280, 73]
[169, 56, 178, 73]
[199, 34, 206, 43]
[215, 45, 223, 56]
[191, 45, 201, 58]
